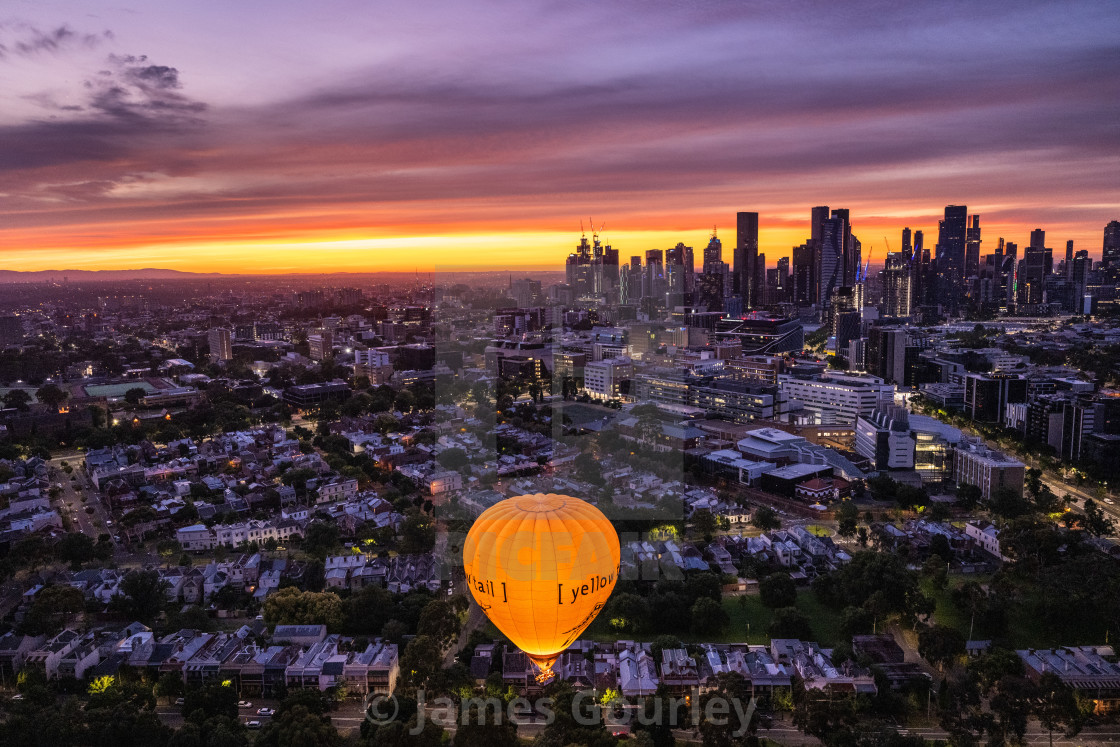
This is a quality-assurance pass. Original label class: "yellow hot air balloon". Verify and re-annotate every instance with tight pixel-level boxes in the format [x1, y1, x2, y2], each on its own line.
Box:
[463, 493, 620, 683]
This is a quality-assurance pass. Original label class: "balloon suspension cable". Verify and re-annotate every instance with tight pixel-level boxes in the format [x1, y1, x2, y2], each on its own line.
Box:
[528, 654, 557, 684]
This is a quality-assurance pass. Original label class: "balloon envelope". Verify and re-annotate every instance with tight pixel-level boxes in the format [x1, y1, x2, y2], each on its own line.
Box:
[463, 493, 620, 679]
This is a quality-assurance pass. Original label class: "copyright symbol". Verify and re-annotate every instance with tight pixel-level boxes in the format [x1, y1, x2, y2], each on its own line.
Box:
[364, 693, 398, 725]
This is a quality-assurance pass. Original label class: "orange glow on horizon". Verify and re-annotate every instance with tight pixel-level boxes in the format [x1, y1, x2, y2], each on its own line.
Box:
[1, 214, 1106, 274]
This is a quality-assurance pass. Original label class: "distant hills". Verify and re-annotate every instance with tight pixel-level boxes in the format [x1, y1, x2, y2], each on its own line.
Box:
[0, 268, 566, 283]
[0, 268, 224, 283]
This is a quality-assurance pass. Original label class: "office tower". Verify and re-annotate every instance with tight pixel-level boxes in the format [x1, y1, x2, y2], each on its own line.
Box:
[1072, 249, 1091, 313]
[811, 206, 830, 243]
[703, 230, 723, 273]
[817, 216, 845, 307]
[937, 205, 968, 302]
[1030, 228, 1046, 249]
[1019, 245, 1051, 306]
[965, 214, 981, 280]
[734, 212, 759, 307]
[830, 208, 860, 287]
[681, 243, 694, 292]
[696, 269, 725, 312]
[901, 227, 912, 261]
[1103, 220, 1120, 270]
[645, 249, 665, 306]
[882, 252, 912, 317]
[1004, 242, 1018, 308]
[1065, 240, 1074, 281]
[866, 326, 908, 384]
[308, 329, 334, 360]
[620, 256, 643, 305]
[0, 315, 23, 346]
[792, 243, 817, 306]
[756, 252, 766, 303]
[665, 243, 692, 299]
[776, 256, 790, 301]
[208, 327, 232, 362]
[565, 235, 593, 297]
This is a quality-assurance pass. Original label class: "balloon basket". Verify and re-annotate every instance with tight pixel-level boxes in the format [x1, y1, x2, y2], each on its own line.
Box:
[528, 655, 557, 684]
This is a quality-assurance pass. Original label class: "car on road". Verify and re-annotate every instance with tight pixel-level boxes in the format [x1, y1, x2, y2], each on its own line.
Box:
[246, 720, 261, 729]
[238, 701, 252, 708]
[256, 708, 275, 717]
[175, 698, 185, 705]
[1106, 498, 1116, 505]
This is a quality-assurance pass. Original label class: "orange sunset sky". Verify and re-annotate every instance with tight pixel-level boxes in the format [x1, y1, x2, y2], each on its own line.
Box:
[1, 1, 1117, 274]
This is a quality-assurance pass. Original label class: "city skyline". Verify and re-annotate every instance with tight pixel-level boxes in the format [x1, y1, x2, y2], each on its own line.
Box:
[2, 0, 1118, 273]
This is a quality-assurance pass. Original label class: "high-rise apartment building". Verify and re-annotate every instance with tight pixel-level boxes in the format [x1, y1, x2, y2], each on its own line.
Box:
[936, 205, 968, 302]
[1103, 220, 1120, 270]
[308, 329, 334, 361]
[881, 252, 912, 317]
[734, 212, 760, 308]
[702, 232, 723, 274]
[208, 327, 233, 363]
[965, 214, 981, 280]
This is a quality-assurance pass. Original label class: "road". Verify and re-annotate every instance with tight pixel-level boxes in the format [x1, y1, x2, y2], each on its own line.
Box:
[965, 432, 1120, 529]
[47, 455, 107, 539]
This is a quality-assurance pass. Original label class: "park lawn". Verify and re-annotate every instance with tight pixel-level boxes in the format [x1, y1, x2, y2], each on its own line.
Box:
[482, 589, 843, 648]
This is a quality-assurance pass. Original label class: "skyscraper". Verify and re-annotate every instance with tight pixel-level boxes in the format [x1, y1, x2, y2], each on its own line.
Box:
[965, 214, 981, 280]
[702, 231, 722, 274]
[1103, 220, 1120, 270]
[936, 205, 967, 302]
[901, 227, 912, 261]
[882, 252, 912, 318]
[776, 256, 790, 300]
[734, 212, 759, 308]
[817, 216, 845, 307]
[1065, 240, 1074, 281]
[645, 249, 665, 305]
[811, 206, 830, 243]
[792, 243, 817, 306]
[208, 327, 232, 362]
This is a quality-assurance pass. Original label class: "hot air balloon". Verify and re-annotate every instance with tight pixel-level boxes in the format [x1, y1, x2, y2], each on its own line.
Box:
[463, 493, 620, 683]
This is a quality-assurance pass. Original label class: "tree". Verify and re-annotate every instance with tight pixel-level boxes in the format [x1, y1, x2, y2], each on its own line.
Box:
[399, 634, 443, 693]
[752, 506, 781, 531]
[21, 584, 85, 635]
[759, 572, 797, 609]
[1033, 672, 1085, 747]
[400, 512, 435, 554]
[834, 501, 859, 538]
[454, 700, 519, 747]
[110, 570, 169, 624]
[436, 447, 468, 470]
[3, 389, 31, 411]
[182, 681, 239, 721]
[35, 383, 68, 411]
[302, 521, 341, 559]
[1082, 498, 1117, 537]
[989, 675, 1037, 745]
[690, 596, 729, 636]
[262, 587, 344, 629]
[155, 671, 185, 702]
[56, 532, 97, 568]
[768, 607, 813, 640]
[928, 532, 953, 563]
[691, 508, 718, 539]
[124, 387, 147, 405]
[606, 592, 649, 633]
[416, 599, 462, 647]
[956, 483, 982, 510]
[255, 704, 340, 747]
[918, 624, 964, 671]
